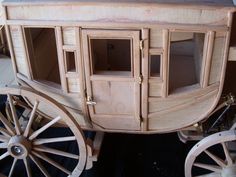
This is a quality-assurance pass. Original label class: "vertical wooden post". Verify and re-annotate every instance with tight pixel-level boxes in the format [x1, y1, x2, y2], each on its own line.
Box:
[141, 28, 149, 131]
[55, 26, 68, 92]
[75, 27, 92, 128]
[202, 31, 215, 88]
[162, 29, 169, 97]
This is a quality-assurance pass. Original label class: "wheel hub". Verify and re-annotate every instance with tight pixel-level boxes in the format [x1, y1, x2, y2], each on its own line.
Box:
[7, 136, 32, 159]
[222, 164, 236, 177]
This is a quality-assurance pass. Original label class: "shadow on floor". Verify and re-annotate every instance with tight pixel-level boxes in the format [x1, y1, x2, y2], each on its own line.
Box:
[82, 133, 196, 177]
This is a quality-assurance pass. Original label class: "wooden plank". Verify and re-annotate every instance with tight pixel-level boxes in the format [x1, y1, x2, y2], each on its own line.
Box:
[10, 26, 30, 78]
[202, 31, 215, 87]
[148, 91, 217, 132]
[0, 56, 16, 86]
[228, 46, 236, 61]
[67, 78, 80, 93]
[2, 0, 235, 6]
[141, 28, 149, 131]
[149, 82, 163, 97]
[150, 29, 163, 48]
[62, 27, 76, 45]
[162, 29, 169, 97]
[6, 6, 230, 26]
[55, 26, 68, 92]
[209, 32, 227, 84]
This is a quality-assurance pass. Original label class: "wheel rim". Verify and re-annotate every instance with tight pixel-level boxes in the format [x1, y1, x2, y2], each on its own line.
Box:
[0, 86, 87, 177]
[185, 130, 236, 177]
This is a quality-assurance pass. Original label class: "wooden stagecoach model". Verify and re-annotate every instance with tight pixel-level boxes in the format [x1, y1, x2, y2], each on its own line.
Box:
[0, 0, 236, 176]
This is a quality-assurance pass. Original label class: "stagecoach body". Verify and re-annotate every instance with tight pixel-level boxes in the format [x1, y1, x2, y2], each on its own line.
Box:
[0, 0, 236, 176]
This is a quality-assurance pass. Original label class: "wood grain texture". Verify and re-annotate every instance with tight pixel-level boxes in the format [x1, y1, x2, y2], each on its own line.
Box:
[10, 26, 30, 78]
[6, 6, 230, 26]
[228, 46, 236, 61]
[62, 27, 76, 45]
[149, 90, 217, 131]
[209, 32, 226, 84]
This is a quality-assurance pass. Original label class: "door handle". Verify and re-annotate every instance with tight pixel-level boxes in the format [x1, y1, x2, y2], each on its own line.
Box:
[86, 96, 97, 106]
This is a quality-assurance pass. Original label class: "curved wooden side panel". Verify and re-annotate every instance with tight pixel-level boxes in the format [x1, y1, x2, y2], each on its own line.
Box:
[148, 86, 218, 132]
[17, 74, 88, 127]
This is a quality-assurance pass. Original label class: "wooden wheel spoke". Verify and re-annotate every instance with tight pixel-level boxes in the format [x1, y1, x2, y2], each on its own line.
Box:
[0, 112, 15, 136]
[34, 145, 79, 160]
[7, 94, 21, 135]
[32, 151, 71, 175]
[9, 158, 17, 177]
[0, 151, 10, 160]
[0, 127, 11, 137]
[23, 158, 32, 177]
[29, 116, 62, 140]
[193, 163, 222, 173]
[204, 150, 226, 168]
[221, 142, 233, 166]
[24, 101, 39, 137]
[0, 142, 8, 149]
[0, 135, 9, 142]
[29, 154, 51, 177]
[33, 136, 76, 145]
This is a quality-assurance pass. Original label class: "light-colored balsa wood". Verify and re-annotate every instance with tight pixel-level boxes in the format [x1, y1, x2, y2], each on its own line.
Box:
[149, 90, 217, 132]
[202, 31, 215, 88]
[228, 46, 236, 61]
[150, 29, 163, 48]
[0, 56, 16, 86]
[141, 28, 149, 131]
[209, 32, 227, 85]
[82, 29, 141, 131]
[162, 29, 169, 97]
[149, 82, 163, 97]
[67, 78, 80, 93]
[62, 27, 76, 45]
[149, 83, 219, 113]
[6, 5, 232, 27]
[10, 26, 30, 78]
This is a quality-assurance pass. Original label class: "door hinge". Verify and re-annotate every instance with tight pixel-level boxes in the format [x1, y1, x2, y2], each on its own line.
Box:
[140, 40, 144, 50]
[138, 75, 143, 84]
[140, 39, 145, 58]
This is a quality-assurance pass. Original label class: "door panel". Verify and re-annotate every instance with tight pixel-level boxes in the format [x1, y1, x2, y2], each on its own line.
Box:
[82, 29, 141, 130]
[91, 81, 134, 115]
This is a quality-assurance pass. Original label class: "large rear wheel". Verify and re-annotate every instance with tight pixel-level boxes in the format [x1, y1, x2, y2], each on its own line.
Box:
[0, 86, 87, 177]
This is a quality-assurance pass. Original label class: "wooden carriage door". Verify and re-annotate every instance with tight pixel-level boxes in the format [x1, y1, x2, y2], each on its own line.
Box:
[82, 29, 141, 130]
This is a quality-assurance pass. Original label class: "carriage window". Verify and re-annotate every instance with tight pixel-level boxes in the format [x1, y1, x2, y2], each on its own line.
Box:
[150, 55, 161, 77]
[24, 27, 61, 87]
[65, 51, 76, 72]
[169, 32, 205, 93]
[90, 39, 131, 76]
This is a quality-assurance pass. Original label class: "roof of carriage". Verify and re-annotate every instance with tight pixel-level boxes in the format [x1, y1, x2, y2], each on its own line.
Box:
[2, 0, 236, 7]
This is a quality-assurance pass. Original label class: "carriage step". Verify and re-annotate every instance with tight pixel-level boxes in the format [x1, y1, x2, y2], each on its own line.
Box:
[86, 132, 104, 170]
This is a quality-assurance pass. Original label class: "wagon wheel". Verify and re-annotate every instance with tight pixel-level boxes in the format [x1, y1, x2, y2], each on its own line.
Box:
[185, 130, 236, 177]
[0, 86, 87, 177]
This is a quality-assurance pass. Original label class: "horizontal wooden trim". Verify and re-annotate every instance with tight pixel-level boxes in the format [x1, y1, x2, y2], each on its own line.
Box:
[17, 73, 81, 97]
[6, 20, 230, 32]
[148, 78, 163, 83]
[90, 75, 134, 82]
[3, 1, 236, 12]
[65, 73, 80, 78]
[149, 82, 219, 102]
[148, 88, 218, 118]
[149, 48, 164, 54]
[62, 45, 77, 51]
